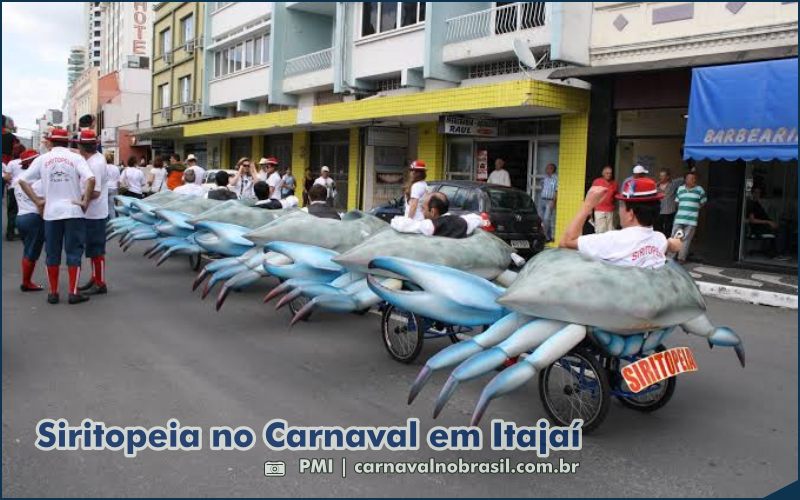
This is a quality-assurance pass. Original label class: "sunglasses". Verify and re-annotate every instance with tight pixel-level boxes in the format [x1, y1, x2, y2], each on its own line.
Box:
[243, 163, 251, 167]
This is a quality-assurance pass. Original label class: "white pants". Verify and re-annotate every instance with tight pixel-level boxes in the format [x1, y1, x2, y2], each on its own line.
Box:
[594, 210, 614, 233]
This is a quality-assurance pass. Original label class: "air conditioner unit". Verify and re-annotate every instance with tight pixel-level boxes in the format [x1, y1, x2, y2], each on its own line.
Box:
[163, 52, 173, 64]
[127, 55, 150, 69]
[160, 108, 171, 121]
[185, 40, 195, 52]
[182, 103, 195, 115]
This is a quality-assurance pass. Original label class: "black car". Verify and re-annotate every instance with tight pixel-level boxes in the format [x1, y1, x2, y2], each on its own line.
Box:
[369, 180, 545, 258]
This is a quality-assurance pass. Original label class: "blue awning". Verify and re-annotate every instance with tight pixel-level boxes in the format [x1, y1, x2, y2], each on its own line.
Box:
[683, 58, 798, 162]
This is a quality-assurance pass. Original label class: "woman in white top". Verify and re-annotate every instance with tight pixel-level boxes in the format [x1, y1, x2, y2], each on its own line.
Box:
[147, 155, 168, 194]
[403, 160, 428, 221]
[104, 152, 121, 219]
[119, 157, 146, 199]
[228, 157, 257, 200]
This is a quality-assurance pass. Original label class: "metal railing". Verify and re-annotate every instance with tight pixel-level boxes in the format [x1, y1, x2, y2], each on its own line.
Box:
[284, 47, 333, 77]
[444, 2, 546, 44]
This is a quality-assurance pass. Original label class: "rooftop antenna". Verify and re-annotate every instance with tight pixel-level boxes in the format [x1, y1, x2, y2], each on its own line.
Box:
[512, 38, 546, 79]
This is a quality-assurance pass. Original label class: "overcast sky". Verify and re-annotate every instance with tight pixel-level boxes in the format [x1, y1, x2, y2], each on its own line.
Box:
[2, 2, 85, 137]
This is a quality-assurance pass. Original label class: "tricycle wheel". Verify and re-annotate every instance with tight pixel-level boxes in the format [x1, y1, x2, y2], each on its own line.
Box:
[189, 253, 202, 271]
[381, 304, 423, 364]
[615, 345, 676, 412]
[288, 294, 311, 321]
[539, 345, 610, 434]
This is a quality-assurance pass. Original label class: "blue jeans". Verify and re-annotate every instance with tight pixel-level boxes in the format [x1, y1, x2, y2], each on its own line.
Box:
[85, 219, 107, 258]
[537, 198, 556, 241]
[44, 218, 86, 267]
[16, 213, 45, 261]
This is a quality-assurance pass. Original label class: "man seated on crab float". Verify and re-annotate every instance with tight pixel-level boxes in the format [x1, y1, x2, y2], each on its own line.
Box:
[390, 192, 483, 239]
[559, 177, 682, 269]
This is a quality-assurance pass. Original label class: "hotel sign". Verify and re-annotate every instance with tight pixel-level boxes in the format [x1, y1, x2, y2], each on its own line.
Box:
[441, 115, 498, 137]
[133, 2, 148, 55]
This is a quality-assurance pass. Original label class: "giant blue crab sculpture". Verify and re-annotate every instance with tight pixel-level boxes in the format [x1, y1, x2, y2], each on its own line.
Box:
[367, 249, 745, 427]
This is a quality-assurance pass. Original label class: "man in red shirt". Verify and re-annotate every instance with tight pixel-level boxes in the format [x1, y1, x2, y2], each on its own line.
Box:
[590, 166, 617, 233]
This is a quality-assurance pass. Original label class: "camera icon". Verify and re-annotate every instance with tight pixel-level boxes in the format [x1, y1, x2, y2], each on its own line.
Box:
[264, 461, 286, 477]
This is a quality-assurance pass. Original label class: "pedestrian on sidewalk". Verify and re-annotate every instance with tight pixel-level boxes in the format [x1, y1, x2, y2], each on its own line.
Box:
[302, 168, 314, 207]
[166, 153, 186, 191]
[147, 155, 167, 195]
[590, 166, 617, 233]
[487, 158, 511, 187]
[105, 153, 120, 218]
[655, 168, 684, 236]
[2, 142, 25, 240]
[264, 158, 282, 200]
[17, 127, 97, 305]
[173, 170, 205, 197]
[536, 163, 558, 241]
[119, 156, 146, 199]
[185, 154, 205, 185]
[672, 171, 707, 263]
[14, 149, 46, 292]
[229, 157, 257, 200]
[76, 130, 110, 296]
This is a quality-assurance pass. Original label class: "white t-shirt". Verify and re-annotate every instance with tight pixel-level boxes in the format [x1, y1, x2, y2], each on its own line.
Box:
[106, 164, 121, 190]
[120, 166, 146, 194]
[487, 168, 511, 187]
[577, 225, 668, 269]
[149, 168, 167, 193]
[4, 159, 23, 187]
[83, 152, 109, 220]
[404, 180, 428, 221]
[173, 183, 206, 197]
[231, 174, 256, 200]
[19, 146, 96, 221]
[15, 180, 44, 216]
[314, 176, 336, 199]
[267, 171, 282, 200]
[186, 164, 206, 185]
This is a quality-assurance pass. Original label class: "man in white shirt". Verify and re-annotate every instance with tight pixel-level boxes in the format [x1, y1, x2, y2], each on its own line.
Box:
[2, 143, 25, 239]
[487, 158, 511, 187]
[173, 170, 206, 197]
[75, 131, 110, 296]
[18, 127, 97, 305]
[105, 156, 120, 218]
[314, 166, 337, 207]
[119, 162, 146, 199]
[559, 177, 682, 269]
[14, 150, 46, 292]
[185, 154, 206, 186]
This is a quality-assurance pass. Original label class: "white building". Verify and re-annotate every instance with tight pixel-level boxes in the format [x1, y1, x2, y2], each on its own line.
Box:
[85, 1, 103, 68]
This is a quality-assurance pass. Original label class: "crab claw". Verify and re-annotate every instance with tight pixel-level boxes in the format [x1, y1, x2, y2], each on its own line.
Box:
[433, 319, 565, 417]
[192, 268, 211, 291]
[215, 269, 264, 311]
[275, 288, 304, 310]
[471, 324, 586, 426]
[156, 243, 201, 267]
[367, 257, 507, 327]
[263, 242, 344, 282]
[289, 295, 357, 326]
[682, 315, 745, 368]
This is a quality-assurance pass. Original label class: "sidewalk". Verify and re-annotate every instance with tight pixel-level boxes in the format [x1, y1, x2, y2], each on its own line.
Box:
[684, 263, 798, 309]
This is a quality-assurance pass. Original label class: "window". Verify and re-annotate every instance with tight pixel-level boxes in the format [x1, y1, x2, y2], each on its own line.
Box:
[210, 2, 231, 12]
[94, 30, 101, 37]
[361, 2, 425, 37]
[234, 43, 243, 72]
[94, 20, 100, 27]
[262, 35, 270, 63]
[254, 36, 262, 66]
[245, 39, 254, 68]
[181, 14, 194, 44]
[159, 83, 171, 109]
[179, 76, 191, 104]
[160, 28, 172, 55]
[213, 34, 269, 79]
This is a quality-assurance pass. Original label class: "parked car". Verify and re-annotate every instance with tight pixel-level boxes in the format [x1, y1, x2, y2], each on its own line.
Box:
[201, 169, 238, 193]
[369, 180, 546, 258]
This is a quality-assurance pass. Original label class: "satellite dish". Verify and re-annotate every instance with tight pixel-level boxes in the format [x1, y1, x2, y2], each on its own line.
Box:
[512, 38, 546, 78]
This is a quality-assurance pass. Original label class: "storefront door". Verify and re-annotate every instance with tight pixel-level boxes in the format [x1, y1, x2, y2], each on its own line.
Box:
[310, 131, 349, 210]
[475, 140, 529, 191]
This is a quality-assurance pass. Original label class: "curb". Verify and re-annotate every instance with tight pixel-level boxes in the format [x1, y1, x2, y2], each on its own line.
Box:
[696, 281, 798, 310]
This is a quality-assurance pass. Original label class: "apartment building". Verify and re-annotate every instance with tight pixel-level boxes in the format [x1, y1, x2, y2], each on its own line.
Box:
[148, 2, 206, 160]
[86, 1, 104, 68]
[550, 1, 798, 268]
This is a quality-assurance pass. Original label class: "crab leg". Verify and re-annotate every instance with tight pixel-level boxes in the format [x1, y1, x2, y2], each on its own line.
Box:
[681, 314, 745, 367]
[471, 324, 587, 426]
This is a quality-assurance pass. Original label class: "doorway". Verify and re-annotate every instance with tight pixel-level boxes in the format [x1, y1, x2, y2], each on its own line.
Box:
[310, 130, 349, 210]
[475, 140, 529, 191]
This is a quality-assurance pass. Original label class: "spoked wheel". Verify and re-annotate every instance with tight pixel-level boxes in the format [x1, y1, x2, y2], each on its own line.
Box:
[188, 253, 202, 271]
[381, 304, 424, 364]
[288, 294, 311, 321]
[539, 346, 610, 434]
[615, 344, 676, 412]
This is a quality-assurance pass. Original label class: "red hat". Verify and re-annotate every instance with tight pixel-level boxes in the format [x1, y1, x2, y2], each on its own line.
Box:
[409, 159, 426, 171]
[78, 129, 98, 144]
[20, 149, 39, 163]
[615, 177, 664, 203]
[46, 127, 70, 142]
[266, 156, 279, 165]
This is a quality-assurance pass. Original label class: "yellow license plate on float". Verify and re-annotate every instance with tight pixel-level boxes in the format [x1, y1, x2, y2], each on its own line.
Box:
[620, 347, 698, 393]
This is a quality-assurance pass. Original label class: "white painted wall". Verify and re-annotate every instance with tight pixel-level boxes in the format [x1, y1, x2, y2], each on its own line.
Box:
[210, 2, 272, 38]
[591, 2, 798, 66]
[353, 27, 425, 79]
[283, 68, 334, 94]
[442, 24, 551, 65]
[209, 66, 271, 106]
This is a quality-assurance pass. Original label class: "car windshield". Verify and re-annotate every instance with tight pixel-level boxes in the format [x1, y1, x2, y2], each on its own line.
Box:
[485, 188, 535, 211]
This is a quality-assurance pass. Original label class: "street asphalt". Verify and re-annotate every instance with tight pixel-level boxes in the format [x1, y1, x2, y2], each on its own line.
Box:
[2, 231, 797, 497]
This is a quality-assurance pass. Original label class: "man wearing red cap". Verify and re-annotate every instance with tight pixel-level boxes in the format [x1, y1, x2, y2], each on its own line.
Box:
[14, 150, 46, 291]
[75, 130, 109, 295]
[17, 127, 97, 305]
[560, 177, 682, 269]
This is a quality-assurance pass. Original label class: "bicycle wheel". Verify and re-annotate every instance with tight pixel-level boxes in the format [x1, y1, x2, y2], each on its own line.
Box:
[615, 345, 676, 412]
[381, 304, 424, 364]
[538, 346, 611, 434]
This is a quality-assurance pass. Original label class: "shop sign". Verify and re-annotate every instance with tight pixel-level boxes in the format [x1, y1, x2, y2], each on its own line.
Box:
[476, 149, 489, 181]
[366, 127, 408, 148]
[441, 115, 499, 137]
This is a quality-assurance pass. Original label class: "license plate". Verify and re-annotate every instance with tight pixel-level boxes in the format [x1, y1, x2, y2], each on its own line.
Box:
[510, 240, 530, 249]
[620, 346, 698, 393]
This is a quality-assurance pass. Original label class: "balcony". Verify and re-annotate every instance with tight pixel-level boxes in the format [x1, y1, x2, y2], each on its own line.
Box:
[442, 2, 550, 65]
[284, 48, 333, 77]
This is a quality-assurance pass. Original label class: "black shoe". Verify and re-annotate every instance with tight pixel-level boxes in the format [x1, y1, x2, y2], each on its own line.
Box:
[47, 293, 59, 305]
[84, 283, 107, 295]
[68, 293, 90, 305]
[77, 279, 95, 292]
